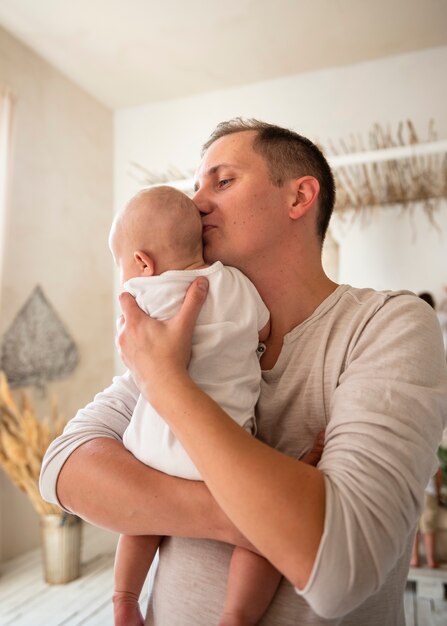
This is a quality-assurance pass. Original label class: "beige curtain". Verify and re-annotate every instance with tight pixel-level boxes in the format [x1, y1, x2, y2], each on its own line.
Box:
[0, 86, 15, 313]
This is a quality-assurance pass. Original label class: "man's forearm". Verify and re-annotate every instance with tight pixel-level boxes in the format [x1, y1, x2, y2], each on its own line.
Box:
[144, 376, 325, 590]
[56, 437, 249, 545]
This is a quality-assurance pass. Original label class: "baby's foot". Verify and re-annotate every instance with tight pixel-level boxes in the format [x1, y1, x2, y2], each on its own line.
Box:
[113, 591, 144, 626]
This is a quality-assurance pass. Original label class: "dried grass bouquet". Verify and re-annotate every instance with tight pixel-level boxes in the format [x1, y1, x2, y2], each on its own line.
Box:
[0, 371, 66, 516]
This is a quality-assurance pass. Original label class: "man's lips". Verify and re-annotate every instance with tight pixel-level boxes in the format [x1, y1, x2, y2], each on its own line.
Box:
[202, 224, 216, 234]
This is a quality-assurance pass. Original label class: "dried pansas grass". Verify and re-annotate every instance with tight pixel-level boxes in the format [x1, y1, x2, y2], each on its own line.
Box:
[0, 371, 66, 516]
[328, 120, 446, 224]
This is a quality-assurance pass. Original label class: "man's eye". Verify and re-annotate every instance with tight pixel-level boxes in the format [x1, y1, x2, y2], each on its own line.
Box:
[217, 179, 231, 188]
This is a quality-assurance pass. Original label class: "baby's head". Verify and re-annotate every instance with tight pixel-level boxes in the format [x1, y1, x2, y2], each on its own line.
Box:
[109, 186, 204, 284]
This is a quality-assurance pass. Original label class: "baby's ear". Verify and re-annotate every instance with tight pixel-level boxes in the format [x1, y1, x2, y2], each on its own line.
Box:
[134, 250, 155, 276]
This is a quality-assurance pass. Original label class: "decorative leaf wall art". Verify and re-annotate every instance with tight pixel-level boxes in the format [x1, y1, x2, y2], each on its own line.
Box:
[0, 286, 79, 388]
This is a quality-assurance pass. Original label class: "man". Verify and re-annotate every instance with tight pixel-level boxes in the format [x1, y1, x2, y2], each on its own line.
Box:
[41, 119, 447, 624]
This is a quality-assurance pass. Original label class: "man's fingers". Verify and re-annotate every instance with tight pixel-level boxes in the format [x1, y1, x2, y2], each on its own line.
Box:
[118, 291, 141, 320]
[116, 281, 207, 373]
[178, 277, 209, 335]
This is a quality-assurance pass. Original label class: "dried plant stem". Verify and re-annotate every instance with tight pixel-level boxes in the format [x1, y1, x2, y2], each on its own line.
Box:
[0, 371, 66, 517]
[328, 120, 446, 221]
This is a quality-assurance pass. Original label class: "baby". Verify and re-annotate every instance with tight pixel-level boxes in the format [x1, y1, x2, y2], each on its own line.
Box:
[109, 185, 280, 626]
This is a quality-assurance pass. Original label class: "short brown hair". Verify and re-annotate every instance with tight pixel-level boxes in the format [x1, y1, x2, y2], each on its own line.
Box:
[202, 118, 336, 242]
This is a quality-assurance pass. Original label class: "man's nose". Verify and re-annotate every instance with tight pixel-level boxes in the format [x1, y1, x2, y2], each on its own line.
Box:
[193, 187, 212, 215]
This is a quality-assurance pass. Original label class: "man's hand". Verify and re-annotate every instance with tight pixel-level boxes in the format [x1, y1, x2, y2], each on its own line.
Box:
[117, 277, 209, 397]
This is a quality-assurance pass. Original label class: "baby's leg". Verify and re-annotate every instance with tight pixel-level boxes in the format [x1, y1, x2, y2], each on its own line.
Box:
[218, 546, 282, 626]
[113, 534, 161, 626]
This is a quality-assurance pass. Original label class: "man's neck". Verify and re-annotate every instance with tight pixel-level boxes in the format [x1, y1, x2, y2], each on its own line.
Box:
[247, 258, 338, 370]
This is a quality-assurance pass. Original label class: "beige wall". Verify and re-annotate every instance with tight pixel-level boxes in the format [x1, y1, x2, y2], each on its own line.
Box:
[0, 25, 114, 562]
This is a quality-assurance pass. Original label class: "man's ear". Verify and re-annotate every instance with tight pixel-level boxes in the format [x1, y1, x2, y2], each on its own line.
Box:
[289, 176, 320, 220]
[134, 250, 155, 276]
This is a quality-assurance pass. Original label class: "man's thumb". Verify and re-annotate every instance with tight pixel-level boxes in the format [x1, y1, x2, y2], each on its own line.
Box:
[180, 277, 209, 332]
[118, 291, 140, 319]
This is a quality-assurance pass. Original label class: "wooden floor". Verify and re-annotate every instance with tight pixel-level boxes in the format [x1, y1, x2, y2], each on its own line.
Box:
[1, 525, 447, 625]
[0, 524, 152, 626]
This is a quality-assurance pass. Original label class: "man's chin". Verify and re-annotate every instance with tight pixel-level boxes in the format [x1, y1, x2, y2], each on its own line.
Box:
[203, 245, 219, 265]
[203, 243, 246, 271]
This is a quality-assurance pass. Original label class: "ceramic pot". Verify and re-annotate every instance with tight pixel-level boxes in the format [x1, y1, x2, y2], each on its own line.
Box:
[40, 513, 82, 584]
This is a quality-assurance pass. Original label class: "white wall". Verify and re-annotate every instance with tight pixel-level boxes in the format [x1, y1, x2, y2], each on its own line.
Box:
[0, 25, 115, 562]
[331, 203, 447, 300]
[115, 46, 447, 303]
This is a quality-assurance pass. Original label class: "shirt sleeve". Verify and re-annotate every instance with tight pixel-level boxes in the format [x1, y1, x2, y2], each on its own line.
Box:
[298, 295, 447, 618]
[39, 370, 140, 508]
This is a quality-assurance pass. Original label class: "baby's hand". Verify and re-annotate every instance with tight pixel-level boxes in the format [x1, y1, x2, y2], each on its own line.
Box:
[301, 431, 325, 467]
[113, 591, 144, 626]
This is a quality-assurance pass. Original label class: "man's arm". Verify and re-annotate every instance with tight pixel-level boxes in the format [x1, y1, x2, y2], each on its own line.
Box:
[116, 284, 325, 589]
[40, 370, 247, 546]
[56, 437, 244, 543]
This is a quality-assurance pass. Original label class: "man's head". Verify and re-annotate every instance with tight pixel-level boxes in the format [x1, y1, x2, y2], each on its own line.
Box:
[109, 186, 203, 283]
[201, 118, 336, 242]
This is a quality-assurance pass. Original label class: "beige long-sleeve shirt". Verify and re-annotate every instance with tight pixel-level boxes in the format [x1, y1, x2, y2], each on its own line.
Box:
[40, 285, 447, 624]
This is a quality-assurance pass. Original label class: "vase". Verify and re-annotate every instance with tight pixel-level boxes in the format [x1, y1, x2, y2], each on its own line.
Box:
[40, 513, 83, 584]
